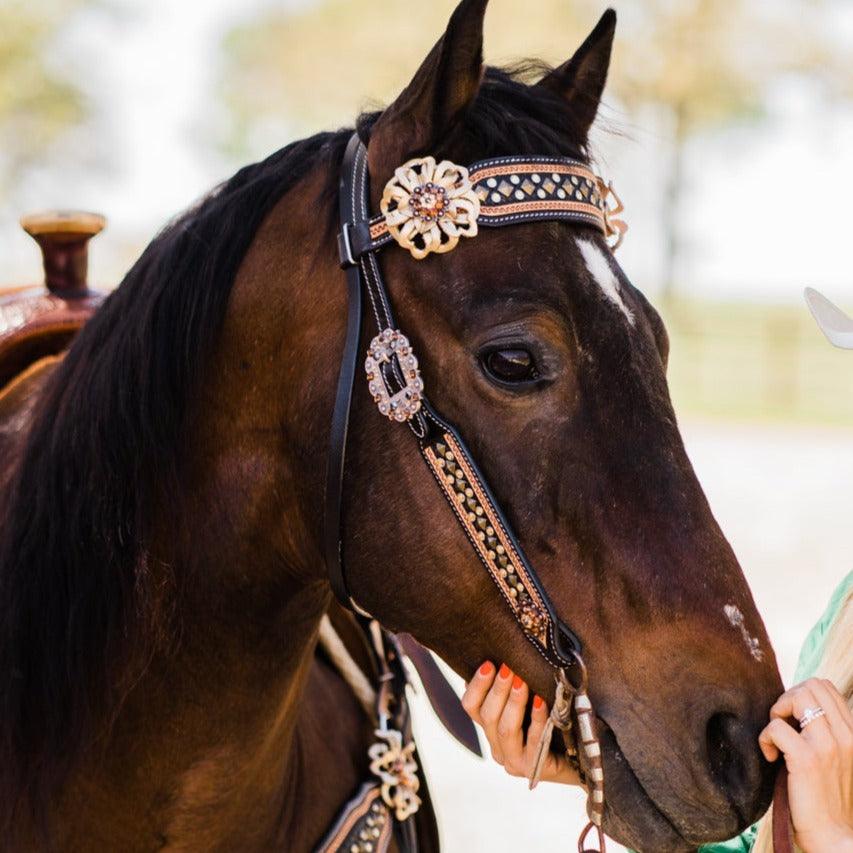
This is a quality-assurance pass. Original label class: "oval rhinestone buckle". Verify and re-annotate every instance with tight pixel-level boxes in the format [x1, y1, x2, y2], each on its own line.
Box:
[365, 329, 424, 422]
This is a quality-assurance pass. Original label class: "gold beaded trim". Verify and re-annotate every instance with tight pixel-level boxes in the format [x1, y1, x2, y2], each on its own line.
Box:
[423, 431, 550, 648]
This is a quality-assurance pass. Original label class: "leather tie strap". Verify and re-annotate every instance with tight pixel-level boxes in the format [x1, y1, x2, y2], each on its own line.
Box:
[772, 766, 795, 853]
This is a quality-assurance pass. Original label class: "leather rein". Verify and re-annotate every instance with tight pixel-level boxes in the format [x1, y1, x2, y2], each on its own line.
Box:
[324, 133, 626, 852]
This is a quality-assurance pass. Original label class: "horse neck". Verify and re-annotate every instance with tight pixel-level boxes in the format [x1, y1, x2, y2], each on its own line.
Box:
[54, 170, 350, 849]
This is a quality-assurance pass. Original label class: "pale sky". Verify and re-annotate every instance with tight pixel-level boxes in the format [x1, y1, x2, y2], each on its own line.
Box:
[3, 0, 852, 306]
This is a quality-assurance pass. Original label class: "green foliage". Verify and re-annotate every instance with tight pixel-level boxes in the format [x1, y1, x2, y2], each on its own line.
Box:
[0, 0, 88, 194]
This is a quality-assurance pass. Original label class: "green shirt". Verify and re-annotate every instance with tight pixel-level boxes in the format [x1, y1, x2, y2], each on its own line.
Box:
[696, 571, 853, 853]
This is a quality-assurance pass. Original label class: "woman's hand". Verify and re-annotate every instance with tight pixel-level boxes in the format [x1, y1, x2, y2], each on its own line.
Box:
[758, 678, 853, 853]
[461, 660, 580, 786]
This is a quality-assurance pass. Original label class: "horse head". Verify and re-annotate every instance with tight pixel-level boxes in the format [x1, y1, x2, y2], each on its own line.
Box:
[328, 3, 783, 849]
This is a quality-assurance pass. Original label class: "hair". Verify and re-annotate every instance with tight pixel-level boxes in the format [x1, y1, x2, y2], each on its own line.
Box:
[0, 64, 592, 838]
[753, 590, 853, 853]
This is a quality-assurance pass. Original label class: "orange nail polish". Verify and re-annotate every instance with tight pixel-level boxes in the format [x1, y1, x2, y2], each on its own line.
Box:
[512, 674, 524, 690]
[533, 695, 544, 709]
[498, 663, 511, 680]
[479, 661, 494, 677]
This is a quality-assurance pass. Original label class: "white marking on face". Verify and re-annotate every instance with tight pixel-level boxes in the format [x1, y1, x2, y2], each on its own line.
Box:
[724, 604, 764, 662]
[576, 239, 635, 325]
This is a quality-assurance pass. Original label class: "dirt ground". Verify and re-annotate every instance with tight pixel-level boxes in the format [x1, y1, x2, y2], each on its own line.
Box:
[407, 419, 853, 852]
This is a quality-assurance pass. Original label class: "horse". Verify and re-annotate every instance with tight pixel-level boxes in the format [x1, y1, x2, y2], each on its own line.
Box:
[0, 2, 784, 850]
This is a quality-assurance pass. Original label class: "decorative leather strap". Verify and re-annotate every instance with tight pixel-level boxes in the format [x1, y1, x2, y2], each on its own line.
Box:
[314, 783, 393, 853]
[773, 766, 795, 853]
[329, 134, 585, 677]
[341, 155, 619, 261]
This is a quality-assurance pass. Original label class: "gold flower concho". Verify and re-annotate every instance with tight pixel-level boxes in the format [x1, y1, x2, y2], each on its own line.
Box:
[368, 728, 421, 820]
[380, 157, 480, 260]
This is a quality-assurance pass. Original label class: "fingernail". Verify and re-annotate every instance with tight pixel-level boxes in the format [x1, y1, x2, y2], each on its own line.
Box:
[533, 695, 544, 710]
[498, 663, 511, 680]
[479, 661, 494, 677]
[512, 674, 524, 691]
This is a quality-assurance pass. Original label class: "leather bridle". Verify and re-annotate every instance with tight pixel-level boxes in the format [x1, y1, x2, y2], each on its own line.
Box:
[324, 132, 626, 852]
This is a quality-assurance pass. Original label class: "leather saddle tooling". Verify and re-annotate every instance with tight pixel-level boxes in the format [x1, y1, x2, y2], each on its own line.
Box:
[326, 134, 629, 853]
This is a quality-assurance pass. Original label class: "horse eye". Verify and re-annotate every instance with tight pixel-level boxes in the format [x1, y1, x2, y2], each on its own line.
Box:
[482, 348, 540, 384]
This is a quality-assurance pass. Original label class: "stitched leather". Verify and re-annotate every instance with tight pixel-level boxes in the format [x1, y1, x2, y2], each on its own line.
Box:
[326, 133, 585, 679]
[324, 135, 367, 607]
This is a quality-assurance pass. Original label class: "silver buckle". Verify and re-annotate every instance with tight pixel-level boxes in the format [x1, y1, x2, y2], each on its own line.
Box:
[365, 329, 424, 422]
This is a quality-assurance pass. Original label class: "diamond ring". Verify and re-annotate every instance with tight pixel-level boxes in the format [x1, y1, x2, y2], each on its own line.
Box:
[799, 706, 826, 729]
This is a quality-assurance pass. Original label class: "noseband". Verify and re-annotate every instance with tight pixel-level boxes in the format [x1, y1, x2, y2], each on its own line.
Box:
[325, 133, 626, 851]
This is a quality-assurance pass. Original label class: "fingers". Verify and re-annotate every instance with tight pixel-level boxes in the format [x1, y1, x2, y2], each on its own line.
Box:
[771, 679, 836, 752]
[478, 662, 515, 764]
[461, 660, 496, 726]
[759, 717, 808, 764]
[525, 694, 549, 756]
[497, 675, 529, 776]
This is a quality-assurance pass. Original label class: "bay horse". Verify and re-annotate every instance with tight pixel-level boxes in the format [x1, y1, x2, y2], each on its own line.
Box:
[0, 2, 784, 851]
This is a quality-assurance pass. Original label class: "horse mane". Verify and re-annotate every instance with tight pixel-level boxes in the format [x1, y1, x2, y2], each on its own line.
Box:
[0, 64, 591, 833]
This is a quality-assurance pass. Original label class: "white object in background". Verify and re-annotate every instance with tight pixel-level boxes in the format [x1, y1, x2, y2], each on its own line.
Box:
[804, 287, 853, 350]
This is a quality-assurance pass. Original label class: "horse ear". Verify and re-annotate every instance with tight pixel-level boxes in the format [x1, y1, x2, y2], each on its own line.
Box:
[367, 0, 487, 180]
[536, 9, 616, 139]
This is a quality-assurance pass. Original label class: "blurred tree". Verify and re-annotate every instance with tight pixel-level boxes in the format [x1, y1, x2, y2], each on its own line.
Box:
[0, 0, 90, 197]
[219, 0, 846, 297]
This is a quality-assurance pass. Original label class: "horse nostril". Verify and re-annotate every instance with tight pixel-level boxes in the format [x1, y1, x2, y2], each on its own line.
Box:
[705, 711, 765, 823]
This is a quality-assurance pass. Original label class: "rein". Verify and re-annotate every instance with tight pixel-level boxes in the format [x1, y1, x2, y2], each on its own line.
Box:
[325, 133, 626, 852]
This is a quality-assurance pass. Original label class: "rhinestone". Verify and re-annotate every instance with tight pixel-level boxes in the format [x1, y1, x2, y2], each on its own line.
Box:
[537, 189, 546, 199]
[478, 530, 486, 541]
[487, 550, 496, 560]
[444, 474, 454, 485]
[351, 846, 359, 853]
[496, 545, 506, 555]
[456, 492, 466, 504]
[467, 512, 476, 522]
[475, 506, 484, 516]
[465, 487, 474, 498]
[498, 180, 513, 197]
[360, 830, 369, 841]
[486, 177, 497, 188]
[366, 818, 375, 827]
[571, 175, 580, 185]
[486, 526, 494, 536]
[509, 588, 518, 598]
[532, 173, 541, 183]
[557, 189, 566, 199]
[551, 172, 561, 183]
[499, 568, 507, 578]
[542, 178, 556, 194]
[491, 192, 502, 203]
[510, 174, 520, 185]
[365, 845, 373, 853]
[514, 190, 524, 200]
[444, 451, 454, 461]
[521, 179, 535, 195]
[372, 828, 381, 838]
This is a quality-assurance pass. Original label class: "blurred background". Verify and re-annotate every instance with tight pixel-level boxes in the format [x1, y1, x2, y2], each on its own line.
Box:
[2, 0, 852, 849]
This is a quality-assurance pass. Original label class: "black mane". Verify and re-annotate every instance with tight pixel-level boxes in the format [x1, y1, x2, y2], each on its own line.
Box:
[0, 64, 592, 831]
